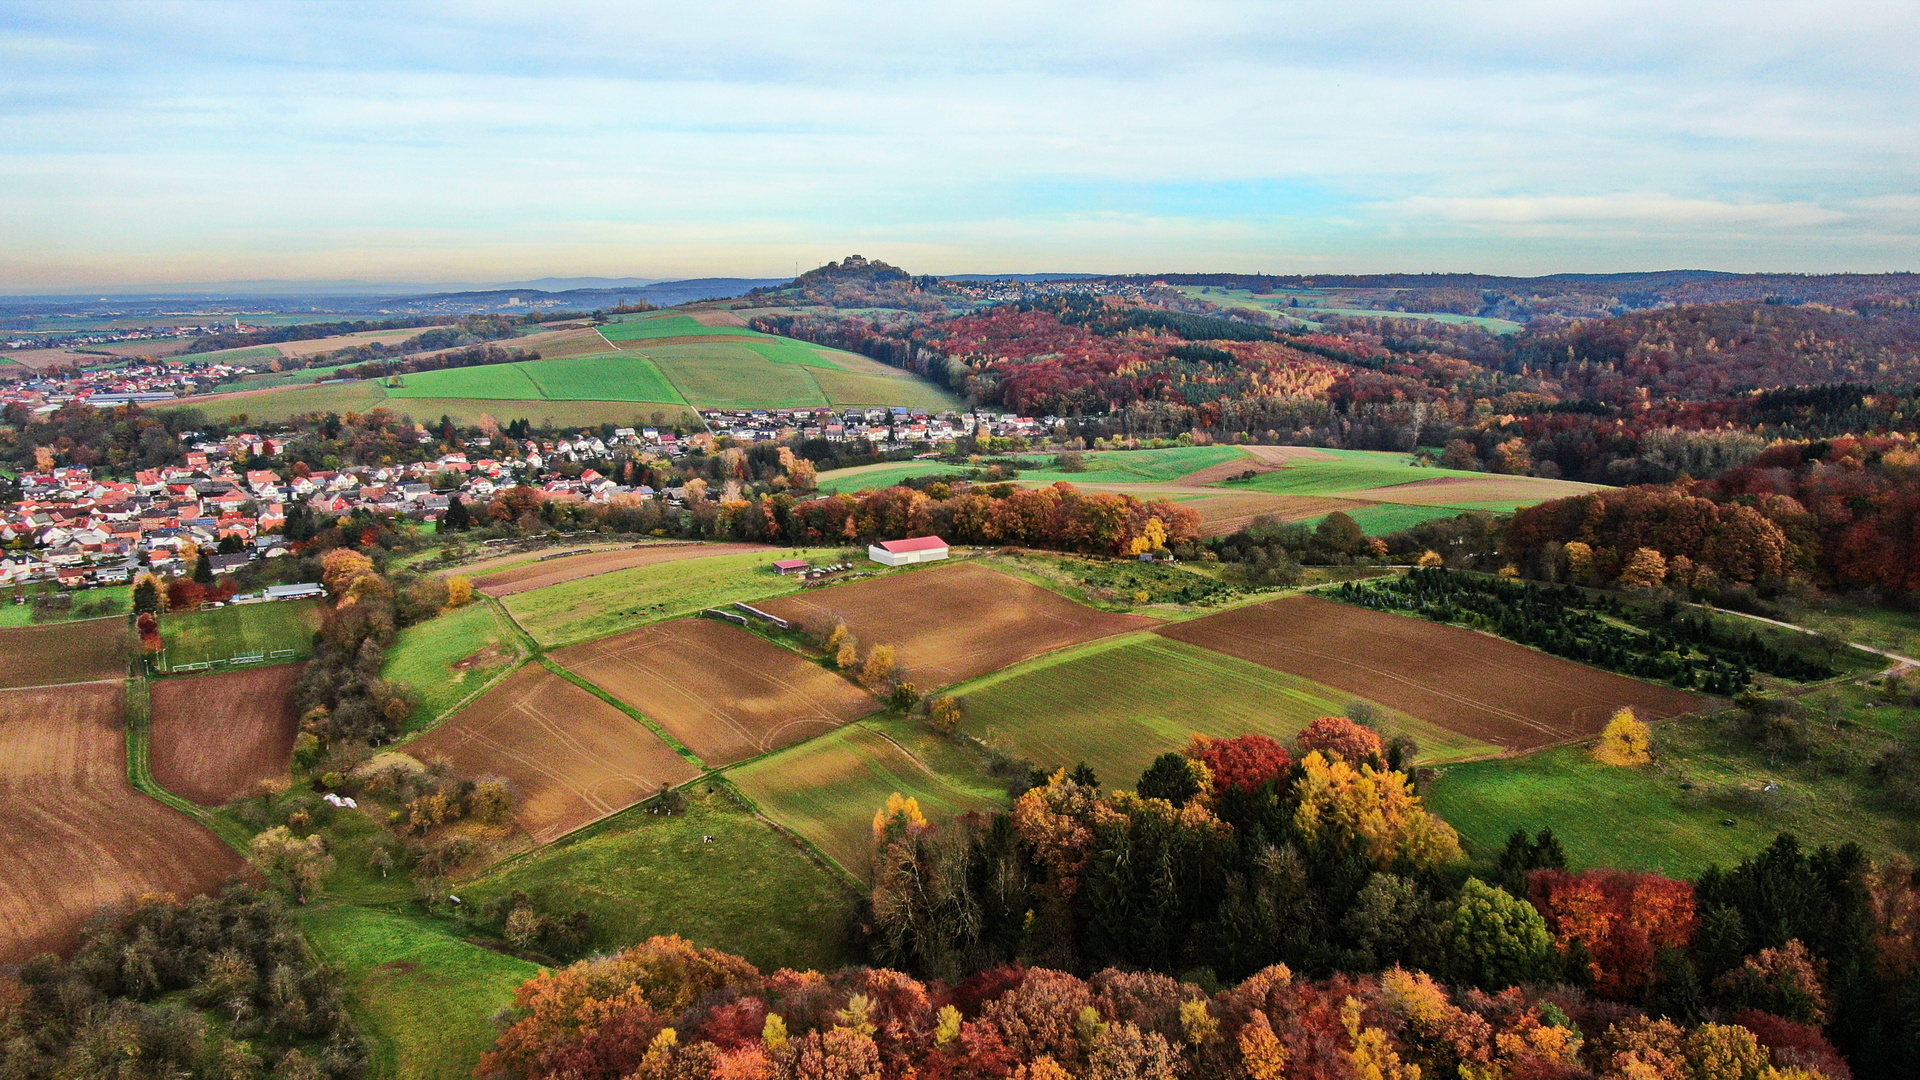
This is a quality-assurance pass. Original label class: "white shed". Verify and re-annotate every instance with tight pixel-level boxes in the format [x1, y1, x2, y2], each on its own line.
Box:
[868, 536, 951, 567]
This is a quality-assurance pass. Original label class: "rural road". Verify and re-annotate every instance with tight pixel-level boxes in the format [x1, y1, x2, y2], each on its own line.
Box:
[1701, 604, 1920, 677]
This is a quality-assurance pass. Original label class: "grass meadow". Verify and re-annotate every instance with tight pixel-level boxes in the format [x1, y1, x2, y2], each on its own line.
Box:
[1013, 444, 1250, 483]
[382, 602, 523, 734]
[502, 547, 843, 647]
[727, 722, 1007, 879]
[463, 787, 857, 972]
[1428, 704, 1920, 877]
[951, 632, 1496, 787]
[639, 345, 830, 409]
[298, 904, 538, 1080]
[0, 585, 130, 627]
[158, 599, 321, 669]
[384, 354, 686, 404]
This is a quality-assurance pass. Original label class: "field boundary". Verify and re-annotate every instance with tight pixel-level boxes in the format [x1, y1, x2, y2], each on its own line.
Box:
[403, 601, 533, 738]
[707, 776, 869, 892]
[535, 655, 708, 770]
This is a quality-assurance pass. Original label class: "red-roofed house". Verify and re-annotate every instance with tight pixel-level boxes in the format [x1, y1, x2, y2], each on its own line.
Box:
[868, 535, 950, 567]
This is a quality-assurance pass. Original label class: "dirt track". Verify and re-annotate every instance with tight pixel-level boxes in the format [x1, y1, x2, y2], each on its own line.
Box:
[150, 665, 302, 806]
[0, 619, 129, 689]
[756, 562, 1152, 689]
[552, 617, 876, 766]
[1157, 594, 1707, 752]
[0, 682, 246, 963]
[475, 542, 773, 597]
[407, 664, 698, 843]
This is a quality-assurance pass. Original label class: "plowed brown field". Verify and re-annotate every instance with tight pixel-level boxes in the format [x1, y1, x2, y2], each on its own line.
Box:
[551, 618, 876, 766]
[0, 619, 129, 689]
[407, 664, 698, 843]
[475, 542, 772, 596]
[150, 665, 302, 806]
[1157, 594, 1706, 752]
[1184, 493, 1382, 537]
[1343, 475, 1603, 505]
[0, 682, 246, 963]
[756, 562, 1152, 688]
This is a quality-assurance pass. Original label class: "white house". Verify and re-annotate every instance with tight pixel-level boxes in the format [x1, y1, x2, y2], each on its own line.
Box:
[868, 536, 951, 567]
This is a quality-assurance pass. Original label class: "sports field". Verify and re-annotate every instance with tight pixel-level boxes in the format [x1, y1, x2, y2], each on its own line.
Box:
[0, 681, 246, 963]
[380, 602, 523, 733]
[756, 562, 1153, 689]
[502, 547, 843, 647]
[729, 723, 1007, 878]
[953, 632, 1495, 785]
[0, 618, 128, 687]
[157, 599, 321, 670]
[149, 664, 301, 805]
[406, 664, 698, 843]
[299, 904, 540, 1080]
[462, 788, 857, 972]
[551, 617, 877, 767]
[1157, 595, 1708, 753]
[474, 541, 772, 597]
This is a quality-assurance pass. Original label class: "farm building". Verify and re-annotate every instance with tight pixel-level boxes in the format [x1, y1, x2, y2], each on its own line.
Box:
[773, 558, 812, 575]
[262, 582, 325, 601]
[868, 536, 950, 566]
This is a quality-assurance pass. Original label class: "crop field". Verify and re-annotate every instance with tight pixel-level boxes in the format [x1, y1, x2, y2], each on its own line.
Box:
[729, 723, 1007, 878]
[271, 327, 421, 358]
[814, 461, 963, 494]
[157, 599, 320, 670]
[180, 376, 702, 428]
[1343, 474, 1601, 506]
[641, 345, 831, 409]
[475, 541, 772, 597]
[953, 633, 1496, 785]
[0, 618, 129, 688]
[502, 547, 843, 647]
[807, 366, 960, 409]
[1013, 445, 1252, 484]
[384, 353, 686, 404]
[1179, 492, 1380, 536]
[300, 904, 539, 1080]
[0, 682, 246, 964]
[382, 602, 523, 733]
[600, 313, 764, 341]
[407, 664, 698, 844]
[552, 617, 877, 766]
[756, 562, 1154, 689]
[149, 664, 301, 805]
[1157, 594, 1708, 753]
[463, 788, 856, 972]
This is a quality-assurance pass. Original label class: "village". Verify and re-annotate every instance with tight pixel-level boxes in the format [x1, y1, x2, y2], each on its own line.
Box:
[0, 404, 1058, 592]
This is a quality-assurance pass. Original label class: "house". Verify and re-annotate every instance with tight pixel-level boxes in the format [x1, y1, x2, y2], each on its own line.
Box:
[206, 553, 252, 574]
[772, 558, 812, 575]
[867, 536, 950, 567]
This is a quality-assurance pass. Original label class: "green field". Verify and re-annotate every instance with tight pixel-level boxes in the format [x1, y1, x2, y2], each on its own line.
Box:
[728, 722, 1007, 879]
[384, 354, 686, 404]
[170, 343, 286, 366]
[1221, 451, 1487, 495]
[1428, 710, 1920, 877]
[185, 379, 700, 428]
[952, 632, 1495, 786]
[814, 462, 954, 494]
[599, 313, 765, 341]
[1013, 445, 1251, 483]
[463, 788, 856, 972]
[382, 602, 523, 733]
[299, 905, 538, 1080]
[641, 345, 830, 409]
[1301, 503, 1496, 535]
[0, 585, 130, 627]
[502, 548, 844, 647]
[157, 599, 321, 669]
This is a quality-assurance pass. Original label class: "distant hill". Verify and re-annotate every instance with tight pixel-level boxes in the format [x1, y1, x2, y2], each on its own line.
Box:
[747, 255, 948, 312]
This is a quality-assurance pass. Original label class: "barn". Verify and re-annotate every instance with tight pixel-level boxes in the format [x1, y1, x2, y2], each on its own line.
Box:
[868, 536, 950, 567]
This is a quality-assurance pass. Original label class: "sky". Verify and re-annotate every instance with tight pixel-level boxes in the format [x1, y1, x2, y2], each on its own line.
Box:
[1, 0, 1917, 289]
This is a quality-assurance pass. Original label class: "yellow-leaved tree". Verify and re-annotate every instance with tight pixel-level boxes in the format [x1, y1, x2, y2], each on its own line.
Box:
[1594, 707, 1653, 766]
[1293, 751, 1463, 868]
[873, 792, 928, 845]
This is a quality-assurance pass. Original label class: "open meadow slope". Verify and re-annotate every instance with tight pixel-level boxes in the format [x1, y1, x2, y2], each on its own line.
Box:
[299, 904, 540, 1080]
[551, 617, 877, 767]
[1158, 594, 1708, 753]
[0, 682, 247, 964]
[0, 618, 129, 688]
[381, 602, 523, 734]
[952, 632, 1497, 785]
[461, 788, 857, 972]
[475, 542, 773, 597]
[384, 353, 686, 404]
[728, 723, 1006, 880]
[406, 664, 698, 844]
[755, 562, 1153, 689]
[149, 664, 302, 806]
[502, 547, 844, 647]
